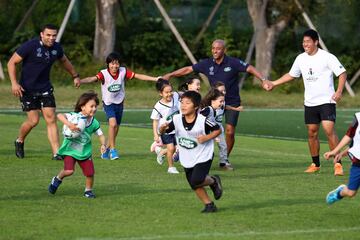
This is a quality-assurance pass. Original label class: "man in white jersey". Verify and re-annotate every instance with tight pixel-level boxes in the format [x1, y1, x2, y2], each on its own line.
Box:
[266, 29, 347, 176]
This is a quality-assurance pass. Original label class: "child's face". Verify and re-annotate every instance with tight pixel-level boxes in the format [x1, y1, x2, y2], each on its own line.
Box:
[160, 85, 173, 102]
[181, 97, 196, 115]
[81, 99, 98, 117]
[108, 60, 120, 74]
[188, 79, 201, 92]
[211, 96, 225, 110]
[216, 85, 226, 95]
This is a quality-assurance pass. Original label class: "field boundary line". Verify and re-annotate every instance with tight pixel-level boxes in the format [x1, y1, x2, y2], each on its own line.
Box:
[77, 226, 360, 240]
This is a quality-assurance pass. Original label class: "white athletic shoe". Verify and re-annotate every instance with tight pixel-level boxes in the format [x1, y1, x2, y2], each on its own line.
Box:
[167, 167, 179, 174]
[155, 148, 165, 165]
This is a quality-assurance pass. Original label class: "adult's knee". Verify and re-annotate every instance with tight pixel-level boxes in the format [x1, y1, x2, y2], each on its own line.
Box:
[108, 121, 118, 129]
[225, 127, 235, 137]
[27, 118, 40, 128]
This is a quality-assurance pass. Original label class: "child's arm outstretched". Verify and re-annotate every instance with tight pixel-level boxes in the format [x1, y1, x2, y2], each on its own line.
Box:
[197, 128, 221, 144]
[133, 73, 158, 82]
[225, 105, 244, 112]
[57, 113, 80, 132]
[324, 135, 351, 161]
[79, 76, 98, 84]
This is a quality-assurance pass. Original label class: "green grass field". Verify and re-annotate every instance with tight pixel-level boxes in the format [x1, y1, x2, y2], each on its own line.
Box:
[1, 112, 360, 240]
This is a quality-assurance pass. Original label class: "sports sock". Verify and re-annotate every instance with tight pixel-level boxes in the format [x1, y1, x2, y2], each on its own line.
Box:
[85, 188, 92, 192]
[312, 156, 320, 167]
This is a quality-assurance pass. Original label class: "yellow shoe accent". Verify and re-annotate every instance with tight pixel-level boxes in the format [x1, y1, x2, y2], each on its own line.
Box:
[334, 163, 344, 176]
[304, 163, 320, 173]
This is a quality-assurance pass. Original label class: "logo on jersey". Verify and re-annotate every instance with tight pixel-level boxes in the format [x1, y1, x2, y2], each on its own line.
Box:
[178, 137, 198, 149]
[166, 110, 180, 121]
[239, 60, 247, 66]
[209, 66, 214, 76]
[51, 50, 57, 55]
[224, 67, 231, 72]
[108, 84, 122, 92]
[308, 68, 313, 75]
[36, 48, 42, 57]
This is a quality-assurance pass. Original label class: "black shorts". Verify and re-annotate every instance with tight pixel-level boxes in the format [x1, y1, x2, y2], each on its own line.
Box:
[20, 90, 56, 112]
[160, 133, 176, 145]
[304, 103, 336, 124]
[225, 107, 240, 127]
[184, 159, 213, 190]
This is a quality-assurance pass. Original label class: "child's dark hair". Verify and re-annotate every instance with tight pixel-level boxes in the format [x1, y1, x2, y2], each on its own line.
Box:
[181, 91, 202, 109]
[178, 76, 199, 92]
[303, 29, 319, 42]
[213, 81, 225, 89]
[106, 52, 121, 65]
[74, 91, 100, 113]
[156, 78, 172, 92]
[200, 88, 224, 109]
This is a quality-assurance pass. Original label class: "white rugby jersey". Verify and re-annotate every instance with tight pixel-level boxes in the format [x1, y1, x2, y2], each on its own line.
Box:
[289, 48, 346, 107]
[173, 114, 214, 168]
[150, 92, 180, 133]
[348, 112, 360, 160]
[100, 67, 127, 105]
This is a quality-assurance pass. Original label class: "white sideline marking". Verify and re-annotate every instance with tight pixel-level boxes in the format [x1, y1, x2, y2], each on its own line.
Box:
[77, 226, 360, 240]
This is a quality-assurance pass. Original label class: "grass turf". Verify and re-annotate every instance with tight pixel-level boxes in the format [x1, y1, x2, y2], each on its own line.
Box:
[1, 113, 360, 240]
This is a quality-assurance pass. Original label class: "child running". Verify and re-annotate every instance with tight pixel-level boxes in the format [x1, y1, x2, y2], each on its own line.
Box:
[48, 91, 106, 198]
[159, 91, 223, 213]
[150, 79, 180, 174]
[200, 87, 233, 171]
[324, 112, 360, 204]
[79, 52, 158, 160]
[212, 82, 243, 170]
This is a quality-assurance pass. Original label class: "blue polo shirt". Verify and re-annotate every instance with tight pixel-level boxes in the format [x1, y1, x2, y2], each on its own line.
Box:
[16, 38, 64, 93]
[192, 55, 249, 106]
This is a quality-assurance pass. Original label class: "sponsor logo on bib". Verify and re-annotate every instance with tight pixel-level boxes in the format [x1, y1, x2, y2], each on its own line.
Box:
[178, 137, 198, 149]
[166, 110, 180, 121]
[108, 84, 122, 92]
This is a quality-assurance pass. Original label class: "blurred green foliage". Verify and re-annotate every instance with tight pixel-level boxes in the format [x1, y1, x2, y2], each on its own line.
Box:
[1, 0, 359, 92]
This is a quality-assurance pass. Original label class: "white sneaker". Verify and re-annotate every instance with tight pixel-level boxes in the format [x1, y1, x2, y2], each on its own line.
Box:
[156, 152, 164, 165]
[167, 167, 179, 174]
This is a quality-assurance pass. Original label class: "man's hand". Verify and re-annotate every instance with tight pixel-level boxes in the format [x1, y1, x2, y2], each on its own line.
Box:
[332, 90, 342, 102]
[74, 77, 81, 88]
[11, 82, 24, 97]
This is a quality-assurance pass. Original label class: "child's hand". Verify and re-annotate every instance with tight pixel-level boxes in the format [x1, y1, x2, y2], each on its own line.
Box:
[68, 123, 80, 132]
[197, 135, 207, 144]
[323, 151, 334, 160]
[215, 137, 220, 143]
[159, 122, 169, 133]
[236, 106, 244, 112]
[100, 144, 107, 154]
[334, 153, 342, 163]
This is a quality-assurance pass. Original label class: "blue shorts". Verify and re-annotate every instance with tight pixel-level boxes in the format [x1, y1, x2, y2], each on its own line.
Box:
[347, 164, 360, 191]
[103, 102, 124, 125]
[160, 133, 176, 145]
[225, 107, 240, 127]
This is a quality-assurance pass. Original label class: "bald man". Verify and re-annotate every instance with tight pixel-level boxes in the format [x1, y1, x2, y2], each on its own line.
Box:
[163, 39, 268, 170]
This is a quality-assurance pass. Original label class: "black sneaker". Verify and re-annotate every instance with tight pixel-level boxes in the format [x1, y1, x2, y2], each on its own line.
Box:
[210, 175, 223, 200]
[14, 140, 24, 158]
[48, 176, 62, 194]
[52, 154, 64, 161]
[201, 202, 217, 213]
[84, 191, 96, 198]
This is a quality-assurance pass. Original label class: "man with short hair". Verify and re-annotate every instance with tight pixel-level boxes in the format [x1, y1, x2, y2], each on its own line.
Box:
[266, 29, 346, 176]
[163, 39, 268, 170]
[7, 24, 81, 160]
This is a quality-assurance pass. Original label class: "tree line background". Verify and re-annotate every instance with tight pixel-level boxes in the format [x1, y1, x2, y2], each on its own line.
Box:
[0, 0, 359, 93]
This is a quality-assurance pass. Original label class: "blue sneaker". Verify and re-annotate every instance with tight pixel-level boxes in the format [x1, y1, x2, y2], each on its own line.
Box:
[84, 191, 96, 198]
[326, 184, 346, 205]
[109, 149, 119, 160]
[48, 176, 62, 194]
[101, 148, 110, 159]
